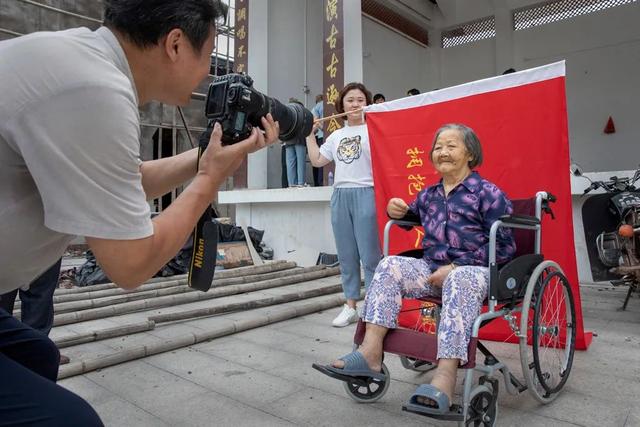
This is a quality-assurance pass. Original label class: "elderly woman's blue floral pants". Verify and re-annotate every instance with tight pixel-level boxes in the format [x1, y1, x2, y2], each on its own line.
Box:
[361, 255, 489, 365]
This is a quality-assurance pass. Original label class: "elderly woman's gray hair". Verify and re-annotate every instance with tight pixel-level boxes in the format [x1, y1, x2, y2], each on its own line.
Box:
[429, 123, 483, 169]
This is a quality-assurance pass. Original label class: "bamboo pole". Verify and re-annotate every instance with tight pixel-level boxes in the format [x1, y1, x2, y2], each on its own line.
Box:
[57, 293, 346, 379]
[52, 261, 299, 304]
[48, 265, 323, 314]
[314, 108, 364, 123]
[53, 260, 292, 295]
[149, 283, 343, 323]
[53, 283, 342, 348]
[52, 267, 340, 326]
[54, 321, 156, 348]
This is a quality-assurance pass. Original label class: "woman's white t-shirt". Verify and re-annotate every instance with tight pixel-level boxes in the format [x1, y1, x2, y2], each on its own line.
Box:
[319, 123, 373, 188]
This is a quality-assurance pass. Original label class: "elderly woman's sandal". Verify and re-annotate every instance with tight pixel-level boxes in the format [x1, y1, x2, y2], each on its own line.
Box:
[312, 351, 386, 381]
[405, 384, 452, 415]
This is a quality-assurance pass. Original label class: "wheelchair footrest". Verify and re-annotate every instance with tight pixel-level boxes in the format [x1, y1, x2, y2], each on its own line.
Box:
[311, 363, 372, 387]
[402, 402, 464, 422]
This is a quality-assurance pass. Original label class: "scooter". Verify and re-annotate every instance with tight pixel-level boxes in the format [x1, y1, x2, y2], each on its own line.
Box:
[575, 164, 640, 310]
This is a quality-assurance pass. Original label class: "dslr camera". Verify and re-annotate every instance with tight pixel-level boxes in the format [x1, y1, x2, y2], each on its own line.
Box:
[204, 73, 313, 145]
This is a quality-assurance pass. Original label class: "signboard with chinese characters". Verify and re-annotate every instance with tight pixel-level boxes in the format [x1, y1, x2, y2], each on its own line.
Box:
[232, 0, 248, 188]
[322, 0, 344, 138]
[234, 0, 248, 74]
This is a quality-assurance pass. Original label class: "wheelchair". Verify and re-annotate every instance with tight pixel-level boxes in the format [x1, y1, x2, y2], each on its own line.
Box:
[315, 192, 577, 426]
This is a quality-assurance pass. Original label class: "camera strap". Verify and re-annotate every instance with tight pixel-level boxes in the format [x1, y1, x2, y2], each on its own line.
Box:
[188, 203, 219, 292]
[187, 126, 219, 292]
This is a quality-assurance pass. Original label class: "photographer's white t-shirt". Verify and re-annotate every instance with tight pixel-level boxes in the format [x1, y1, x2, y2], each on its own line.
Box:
[319, 123, 374, 188]
[0, 27, 153, 293]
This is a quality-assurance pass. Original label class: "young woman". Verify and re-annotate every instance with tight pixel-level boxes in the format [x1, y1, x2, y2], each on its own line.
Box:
[306, 82, 382, 327]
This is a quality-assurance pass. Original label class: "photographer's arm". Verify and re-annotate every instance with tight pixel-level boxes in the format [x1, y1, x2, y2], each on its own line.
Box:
[306, 132, 331, 167]
[87, 118, 278, 290]
[140, 148, 199, 200]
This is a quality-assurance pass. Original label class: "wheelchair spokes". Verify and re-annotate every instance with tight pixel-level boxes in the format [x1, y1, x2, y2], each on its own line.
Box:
[532, 270, 576, 396]
[520, 262, 576, 403]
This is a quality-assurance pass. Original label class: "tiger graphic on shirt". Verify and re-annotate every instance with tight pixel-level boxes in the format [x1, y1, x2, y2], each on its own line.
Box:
[336, 135, 362, 164]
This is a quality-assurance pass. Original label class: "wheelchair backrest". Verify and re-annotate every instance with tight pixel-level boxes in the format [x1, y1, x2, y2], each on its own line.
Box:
[511, 198, 537, 257]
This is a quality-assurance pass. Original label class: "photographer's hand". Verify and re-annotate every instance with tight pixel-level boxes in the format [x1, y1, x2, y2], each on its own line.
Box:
[240, 113, 280, 154]
[197, 115, 279, 184]
[198, 123, 249, 185]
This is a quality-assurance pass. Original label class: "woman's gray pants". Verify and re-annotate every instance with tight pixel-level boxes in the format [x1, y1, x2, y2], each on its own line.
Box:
[330, 187, 382, 300]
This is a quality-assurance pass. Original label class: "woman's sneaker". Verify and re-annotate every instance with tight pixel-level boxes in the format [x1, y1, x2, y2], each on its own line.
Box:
[332, 304, 358, 327]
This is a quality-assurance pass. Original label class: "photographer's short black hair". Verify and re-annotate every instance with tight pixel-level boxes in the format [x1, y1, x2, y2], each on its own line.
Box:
[104, 0, 228, 52]
[373, 93, 386, 103]
[335, 82, 372, 116]
[407, 88, 420, 96]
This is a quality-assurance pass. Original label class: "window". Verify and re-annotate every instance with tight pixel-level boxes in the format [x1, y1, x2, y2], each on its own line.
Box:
[514, 0, 637, 31]
[441, 16, 496, 48]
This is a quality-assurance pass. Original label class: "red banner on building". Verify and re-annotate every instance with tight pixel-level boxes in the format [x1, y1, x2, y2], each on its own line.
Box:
[366, 62, 592, 349]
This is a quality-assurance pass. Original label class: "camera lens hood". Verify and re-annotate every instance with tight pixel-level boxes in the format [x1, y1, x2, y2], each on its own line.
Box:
[279, 103, 314, 142]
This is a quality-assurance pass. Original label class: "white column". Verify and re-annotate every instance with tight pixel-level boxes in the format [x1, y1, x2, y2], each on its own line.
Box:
[493, 0, 514, 75]
[247, 0, 269, 189]
[343, 0, 363, 83]
[428, 28, 442, 90]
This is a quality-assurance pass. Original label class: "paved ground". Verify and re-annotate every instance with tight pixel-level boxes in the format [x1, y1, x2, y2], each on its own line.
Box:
[58, 282, 640, 427]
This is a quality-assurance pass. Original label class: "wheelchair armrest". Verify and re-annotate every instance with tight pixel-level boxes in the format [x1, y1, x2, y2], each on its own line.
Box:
[499, 214, 540, 227]
[387, 211, 420, 230]
[383, 215, 422, 256]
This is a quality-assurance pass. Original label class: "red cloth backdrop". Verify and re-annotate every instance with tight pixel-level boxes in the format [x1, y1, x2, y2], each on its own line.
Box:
[366, 61, 591, 350]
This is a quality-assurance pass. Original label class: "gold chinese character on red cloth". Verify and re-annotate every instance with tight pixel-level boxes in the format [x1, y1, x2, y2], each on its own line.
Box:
[408, 174, 426, 195]
[406, 147, 425, 169]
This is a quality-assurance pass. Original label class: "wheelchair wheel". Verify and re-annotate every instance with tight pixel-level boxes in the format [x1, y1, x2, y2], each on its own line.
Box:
[465, 384, 498, 426]
[399, 356, 437, 372]
[519, 261, 576, 404]
[342, 363, 390, 403]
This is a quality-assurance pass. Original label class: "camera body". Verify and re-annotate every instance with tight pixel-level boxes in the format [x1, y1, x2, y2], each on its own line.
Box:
[204, 73, 313, 145]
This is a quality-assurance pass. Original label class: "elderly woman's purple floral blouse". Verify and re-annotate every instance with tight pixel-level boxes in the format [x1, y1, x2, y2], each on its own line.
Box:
[408, 171, 516, 270]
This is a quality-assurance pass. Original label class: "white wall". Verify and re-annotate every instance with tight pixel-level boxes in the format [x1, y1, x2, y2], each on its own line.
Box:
[263, 0, 318, 189]
[514, 3, 640, 173]
[362, 16, 430, 99]
[433, 2, 640, 173]
[436, 37, 496, 89]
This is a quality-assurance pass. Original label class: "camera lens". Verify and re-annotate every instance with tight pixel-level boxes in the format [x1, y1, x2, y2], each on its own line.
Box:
[268, 98, 314, 142]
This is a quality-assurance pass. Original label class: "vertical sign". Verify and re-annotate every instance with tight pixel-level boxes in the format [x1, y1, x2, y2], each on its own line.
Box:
[234, 0, 248, 74]
[323, 0, 344, 138]
[232, 0, 248, 188]
[322, 0, 344, 183]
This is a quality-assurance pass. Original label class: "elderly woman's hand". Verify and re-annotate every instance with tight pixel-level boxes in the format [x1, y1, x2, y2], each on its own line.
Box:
[426, 264, 455, 287]
[387, 198, 409, 219]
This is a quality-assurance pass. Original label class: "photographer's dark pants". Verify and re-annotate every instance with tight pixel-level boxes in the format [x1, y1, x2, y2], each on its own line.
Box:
[0, 258, 62, 335]
[0, 308, 103, 426]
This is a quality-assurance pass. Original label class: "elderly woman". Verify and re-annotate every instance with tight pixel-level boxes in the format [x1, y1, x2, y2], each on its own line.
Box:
[319, 123, 516, 413]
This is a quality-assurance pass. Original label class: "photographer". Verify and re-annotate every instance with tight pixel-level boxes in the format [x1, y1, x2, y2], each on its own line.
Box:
[0, 0, 278, 424]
